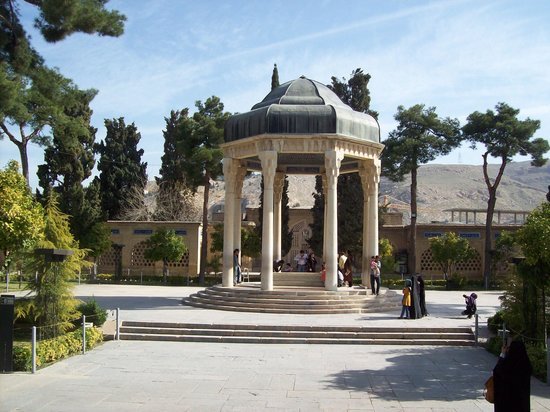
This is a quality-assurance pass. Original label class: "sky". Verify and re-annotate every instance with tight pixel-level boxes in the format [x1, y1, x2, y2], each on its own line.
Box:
[1, 0, 550, 189]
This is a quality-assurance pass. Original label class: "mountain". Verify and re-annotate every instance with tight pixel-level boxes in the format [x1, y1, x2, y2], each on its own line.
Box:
[206, 161, 549, 224]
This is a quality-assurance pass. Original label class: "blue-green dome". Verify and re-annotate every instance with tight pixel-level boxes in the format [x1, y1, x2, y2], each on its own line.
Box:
[224, 76, 379, 143]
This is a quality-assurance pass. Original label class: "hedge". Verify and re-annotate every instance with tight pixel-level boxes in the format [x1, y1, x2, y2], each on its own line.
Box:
[13, 327, 103, 372]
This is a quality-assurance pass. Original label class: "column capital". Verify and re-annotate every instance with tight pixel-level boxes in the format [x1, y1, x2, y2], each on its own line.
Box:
[359, 160, 381, 195]
[222, 157, 240, 193]
[324, 150, 343, 189]
[259, 151, 277, 184]
[274, 172, 285, 200]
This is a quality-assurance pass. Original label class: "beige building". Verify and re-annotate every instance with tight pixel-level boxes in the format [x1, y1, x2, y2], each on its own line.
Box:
[97, 221, 201, 278]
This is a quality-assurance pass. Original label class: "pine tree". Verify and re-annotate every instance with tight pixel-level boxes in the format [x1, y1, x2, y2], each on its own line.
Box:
[0, 0, 125, 184]
[382, 104, 461, 273]
[178, 97, 230, 284]
[96, 118, 148, 220]
[462, 102, 548, 287]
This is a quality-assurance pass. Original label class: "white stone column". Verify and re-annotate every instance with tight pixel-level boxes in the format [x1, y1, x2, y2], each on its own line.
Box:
[222, 158, 238, 287]
[233, 164, 247, 257]
[273, 173, 285, 262]
[367, 160, 381, 259]
[322, 175, 328, 262]
[359, 163, 371, 288]
[324, 150, 343, 291]
[259, 151, 277, 291]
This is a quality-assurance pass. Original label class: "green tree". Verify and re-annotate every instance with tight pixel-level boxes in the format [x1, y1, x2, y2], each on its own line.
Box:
[462, 102, 549, 288]
[0, 160, 44, 269]
[178, 97, 231, 284]
[155, 109, 199, 221]
[378, 238, 395, 275]
[429, 232, 476, 281]
[96, 117, 148, 220]
[271, 63, 279, 91]
[144, 229, 187, 284]
[0, 0, 125, 184]
[329, 68, 378, 118]
[37, 88, 98, 234]
[0, 64, 92, 184]
[381, 104, 461, 274]
[29, 194, 89, 338]
[498, 203, 550, 343]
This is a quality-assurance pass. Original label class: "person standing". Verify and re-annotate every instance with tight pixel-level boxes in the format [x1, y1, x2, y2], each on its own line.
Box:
[370, 256, 381, 295]
[233, 249, 241, 285]
[493, 340, 532, 411]
[295, 250, 308, 272]
[417, 275, 428, 316]
[399, 280, 411, 319]
[343, 251, 353, 287]
[307, 252, 318, 272]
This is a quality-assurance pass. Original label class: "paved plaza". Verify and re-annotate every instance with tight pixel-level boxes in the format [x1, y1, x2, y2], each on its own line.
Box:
[1, 284, 550, 411]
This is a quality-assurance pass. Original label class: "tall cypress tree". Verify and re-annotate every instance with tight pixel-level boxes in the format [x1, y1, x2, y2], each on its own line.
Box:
[37, 88, 98, 237]
[271, 63, 279, 91]
[155, 109, 198, 221]
[96, 118, 148, 220]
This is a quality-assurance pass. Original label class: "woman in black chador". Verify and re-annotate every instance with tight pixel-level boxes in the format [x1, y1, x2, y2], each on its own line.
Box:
[493, 340, 532, 412]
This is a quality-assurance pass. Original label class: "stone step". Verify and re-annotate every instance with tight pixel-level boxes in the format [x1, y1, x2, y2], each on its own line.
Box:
[184, 285, 402, 314]
[184, 299, 401, 314]
[121, 321, 469, 333]
[119, 321, 475, 346]
[187, 294, 400, 310]
[192, 291, 395, 307]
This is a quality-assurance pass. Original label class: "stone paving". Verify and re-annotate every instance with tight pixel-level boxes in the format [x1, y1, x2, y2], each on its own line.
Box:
[1, 284, 550, 411]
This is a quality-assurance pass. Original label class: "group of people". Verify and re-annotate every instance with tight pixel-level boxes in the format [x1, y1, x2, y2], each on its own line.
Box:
[293, 250, 318, 272]
[399, 274, 428, 319]
[337, 250, 354, 287]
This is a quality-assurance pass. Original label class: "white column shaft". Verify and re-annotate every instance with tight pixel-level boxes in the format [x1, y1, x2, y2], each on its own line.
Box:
[324, 150, 342, 292]
[222, 158, 236, 287]
[260, 151, 277, 291]
[273, 173, 284, 262]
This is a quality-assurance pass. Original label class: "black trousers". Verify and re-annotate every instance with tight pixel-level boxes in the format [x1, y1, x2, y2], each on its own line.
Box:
[370, 274, 380, 295]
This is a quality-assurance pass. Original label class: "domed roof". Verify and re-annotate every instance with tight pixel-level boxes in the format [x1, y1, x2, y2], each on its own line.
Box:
[224, 76, 379, 143]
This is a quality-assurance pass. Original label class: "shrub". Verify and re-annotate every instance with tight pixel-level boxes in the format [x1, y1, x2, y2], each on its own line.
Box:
[12, 327, 103, 372]
[526, 343, 547, 382]
[487, 311, 505, 334]
[76, 299, 108, 327]
[446, 274, 467, 289]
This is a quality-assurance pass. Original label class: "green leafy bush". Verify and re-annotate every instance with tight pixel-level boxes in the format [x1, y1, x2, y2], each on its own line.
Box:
[487, 311, 505, 334]
[12, 327, 103, 371]
[76, 299, 107, 327]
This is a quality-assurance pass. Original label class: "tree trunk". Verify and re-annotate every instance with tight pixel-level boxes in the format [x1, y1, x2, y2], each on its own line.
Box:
[483, 188, 497, 289]
[198, 174, 210, 285]
[482, 154, 507, 289]
[409, 166, 418, 274]
[163, 258, 168, 284]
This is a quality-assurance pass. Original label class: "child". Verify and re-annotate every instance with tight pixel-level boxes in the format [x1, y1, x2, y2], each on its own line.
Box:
[462, 293, 478, 318]
[399, 280, 411, 319]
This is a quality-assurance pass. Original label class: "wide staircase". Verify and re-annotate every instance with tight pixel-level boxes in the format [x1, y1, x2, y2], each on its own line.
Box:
[183, 284, 401, 314]
[118, 321, 476, 346]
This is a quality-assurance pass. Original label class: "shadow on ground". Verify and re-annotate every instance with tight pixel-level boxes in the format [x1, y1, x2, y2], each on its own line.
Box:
[75, 295, 184, 310]
[323, 346, 493, 402]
